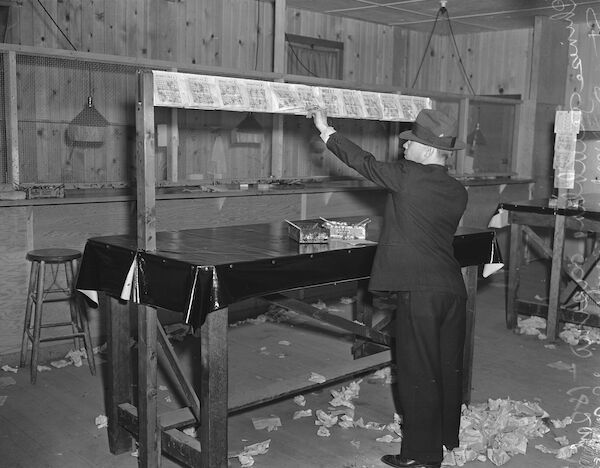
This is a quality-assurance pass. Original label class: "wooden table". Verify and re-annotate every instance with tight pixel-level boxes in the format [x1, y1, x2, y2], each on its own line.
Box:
[500, 195, 600, 340]
[77, 220, 500, 468]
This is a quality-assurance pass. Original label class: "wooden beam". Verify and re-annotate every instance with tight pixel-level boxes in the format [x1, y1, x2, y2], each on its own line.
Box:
[103, 294, 133, 455]
[273, 0, 285, 74]
[200, 307, 229, 468]
[3, 50, 18, 186]
[156, 322, 201, 422]
[263, 293, 391, 346]
[136, 71, 156, 250]
[137, 305, 160, 468]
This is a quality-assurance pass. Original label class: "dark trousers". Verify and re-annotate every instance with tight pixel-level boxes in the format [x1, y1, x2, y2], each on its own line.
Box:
[394, 290, 466, 463]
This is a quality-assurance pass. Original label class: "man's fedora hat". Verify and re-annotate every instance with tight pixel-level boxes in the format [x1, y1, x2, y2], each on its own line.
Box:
[400, 109, 465, 151]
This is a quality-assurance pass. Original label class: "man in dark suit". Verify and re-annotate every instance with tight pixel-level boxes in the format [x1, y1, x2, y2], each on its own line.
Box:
[307, 107, 468, 468]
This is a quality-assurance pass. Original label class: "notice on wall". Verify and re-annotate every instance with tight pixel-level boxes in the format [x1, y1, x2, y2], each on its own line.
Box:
[150, 70, 431, 122]
[553, 110, 581, 190]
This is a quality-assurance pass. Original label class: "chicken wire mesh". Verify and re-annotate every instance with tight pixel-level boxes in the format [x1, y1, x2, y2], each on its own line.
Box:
[15, 54, 148, 187]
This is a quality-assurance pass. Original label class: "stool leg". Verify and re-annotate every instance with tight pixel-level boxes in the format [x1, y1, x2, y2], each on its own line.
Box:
[68, 259, 96, 376]
[30, 260, 46, 384]
[20, 261, 38, 367]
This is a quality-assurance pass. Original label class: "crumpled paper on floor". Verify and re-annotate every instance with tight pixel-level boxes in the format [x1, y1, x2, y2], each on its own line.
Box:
[559, 323, 600, 346]
[252, 416, 281, 432]
[233, 439, 271, 467]
[293, 409, 312, 419]
[309, 372, 326, 384]
[368, 366, 394, 385]
[1, 365, 18, 373]
[95, 414, 108, 429]
[65, 348, 87, 367]
[442, 398, 550, 466]
[50, 359, 71, 368]
[329, 379, 361, 409]
[516, 316, 547, 338]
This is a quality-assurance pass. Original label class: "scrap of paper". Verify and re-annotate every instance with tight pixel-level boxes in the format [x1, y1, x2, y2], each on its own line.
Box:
[36, 365, 51, 372]
[51, 359, 71, 369]
[95, 414, 108, 429]
[293, 409, 312, 420]
[252, 416, 281, 432]
[1, 365, 18, 373]
[293, 395, 306, 407]
[309, 372, 326, 384]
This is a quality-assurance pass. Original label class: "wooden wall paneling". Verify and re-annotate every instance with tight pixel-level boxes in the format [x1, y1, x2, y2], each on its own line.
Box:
[392, 27, 408, 88]
[304, 190, 386, 219]
[183, 0, 197, 65]
[105, 0, 127, 57]
[32, 0, 56, 49]
[89, 0, 106, 54]
[155, 194, 302, 231]
[126, 0, 139, 58]
[0, 206, 29, 355]
[202, 0, 223, 67]
[32, 202, 135, 250]
[57, 0, 81, 51]
[257, 0, 274, 73]
[155, 0, 175, 63]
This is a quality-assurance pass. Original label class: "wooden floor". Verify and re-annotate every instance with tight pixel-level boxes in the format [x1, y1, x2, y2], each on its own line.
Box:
[1, 275, 599, 468]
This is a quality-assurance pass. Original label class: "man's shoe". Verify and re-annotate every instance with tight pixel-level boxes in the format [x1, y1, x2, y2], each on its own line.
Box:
[380, 454, 441, 468]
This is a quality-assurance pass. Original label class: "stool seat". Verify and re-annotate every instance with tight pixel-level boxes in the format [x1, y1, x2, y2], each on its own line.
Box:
[26, 248, 82, 263]
[20, 248, 95, 383]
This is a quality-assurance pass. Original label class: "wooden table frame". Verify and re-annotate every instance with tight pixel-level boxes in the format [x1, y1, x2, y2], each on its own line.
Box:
[101, 265, 480, 468]
[504, 202, 600, 340]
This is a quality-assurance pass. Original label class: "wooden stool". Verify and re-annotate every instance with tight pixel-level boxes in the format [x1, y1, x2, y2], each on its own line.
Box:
[20, 248, 96, 383]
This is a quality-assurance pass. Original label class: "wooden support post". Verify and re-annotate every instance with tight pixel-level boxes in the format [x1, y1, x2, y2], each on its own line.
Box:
[136, 71, 157, 251]
[138, 305, 160, 468]
[4, 50, 18, 186]
[271, 0, 286, 179]
[506, 222, 524, 329]
[273, 0, 285, 74]
[547, 190, 567, 340]
[103, 294, 133, 455]
[462, 265, 478, 404]
[200, 306, 229, 468]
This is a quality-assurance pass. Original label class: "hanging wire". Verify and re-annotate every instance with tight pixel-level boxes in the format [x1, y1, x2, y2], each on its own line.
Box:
[443, 7, 476, 95]
[36, 0, 77, 51]
[287, 41, 319, 77]
[411, 3, 476, 95]
[411, 8, 442, 88]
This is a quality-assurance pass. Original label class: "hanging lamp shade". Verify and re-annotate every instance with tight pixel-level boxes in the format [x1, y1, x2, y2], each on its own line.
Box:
[67, 96, 109, 144]
[467, 123, 487, 147]
[230, 112, 264, 145]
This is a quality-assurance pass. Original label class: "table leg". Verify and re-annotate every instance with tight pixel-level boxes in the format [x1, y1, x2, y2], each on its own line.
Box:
[138, 305, 160, 468]
[200, 306, 229, 468]
[462, 265, 477, 404]
[547, 214, 567, 341]
[103, 293, 133, 454]
[506, 223, 524, 329]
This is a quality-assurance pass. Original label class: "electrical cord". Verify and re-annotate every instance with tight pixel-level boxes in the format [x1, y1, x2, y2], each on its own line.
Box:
[287, 41, 319, 77]
[35, 0, 77, 51]
[411, 3, 476, 95]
